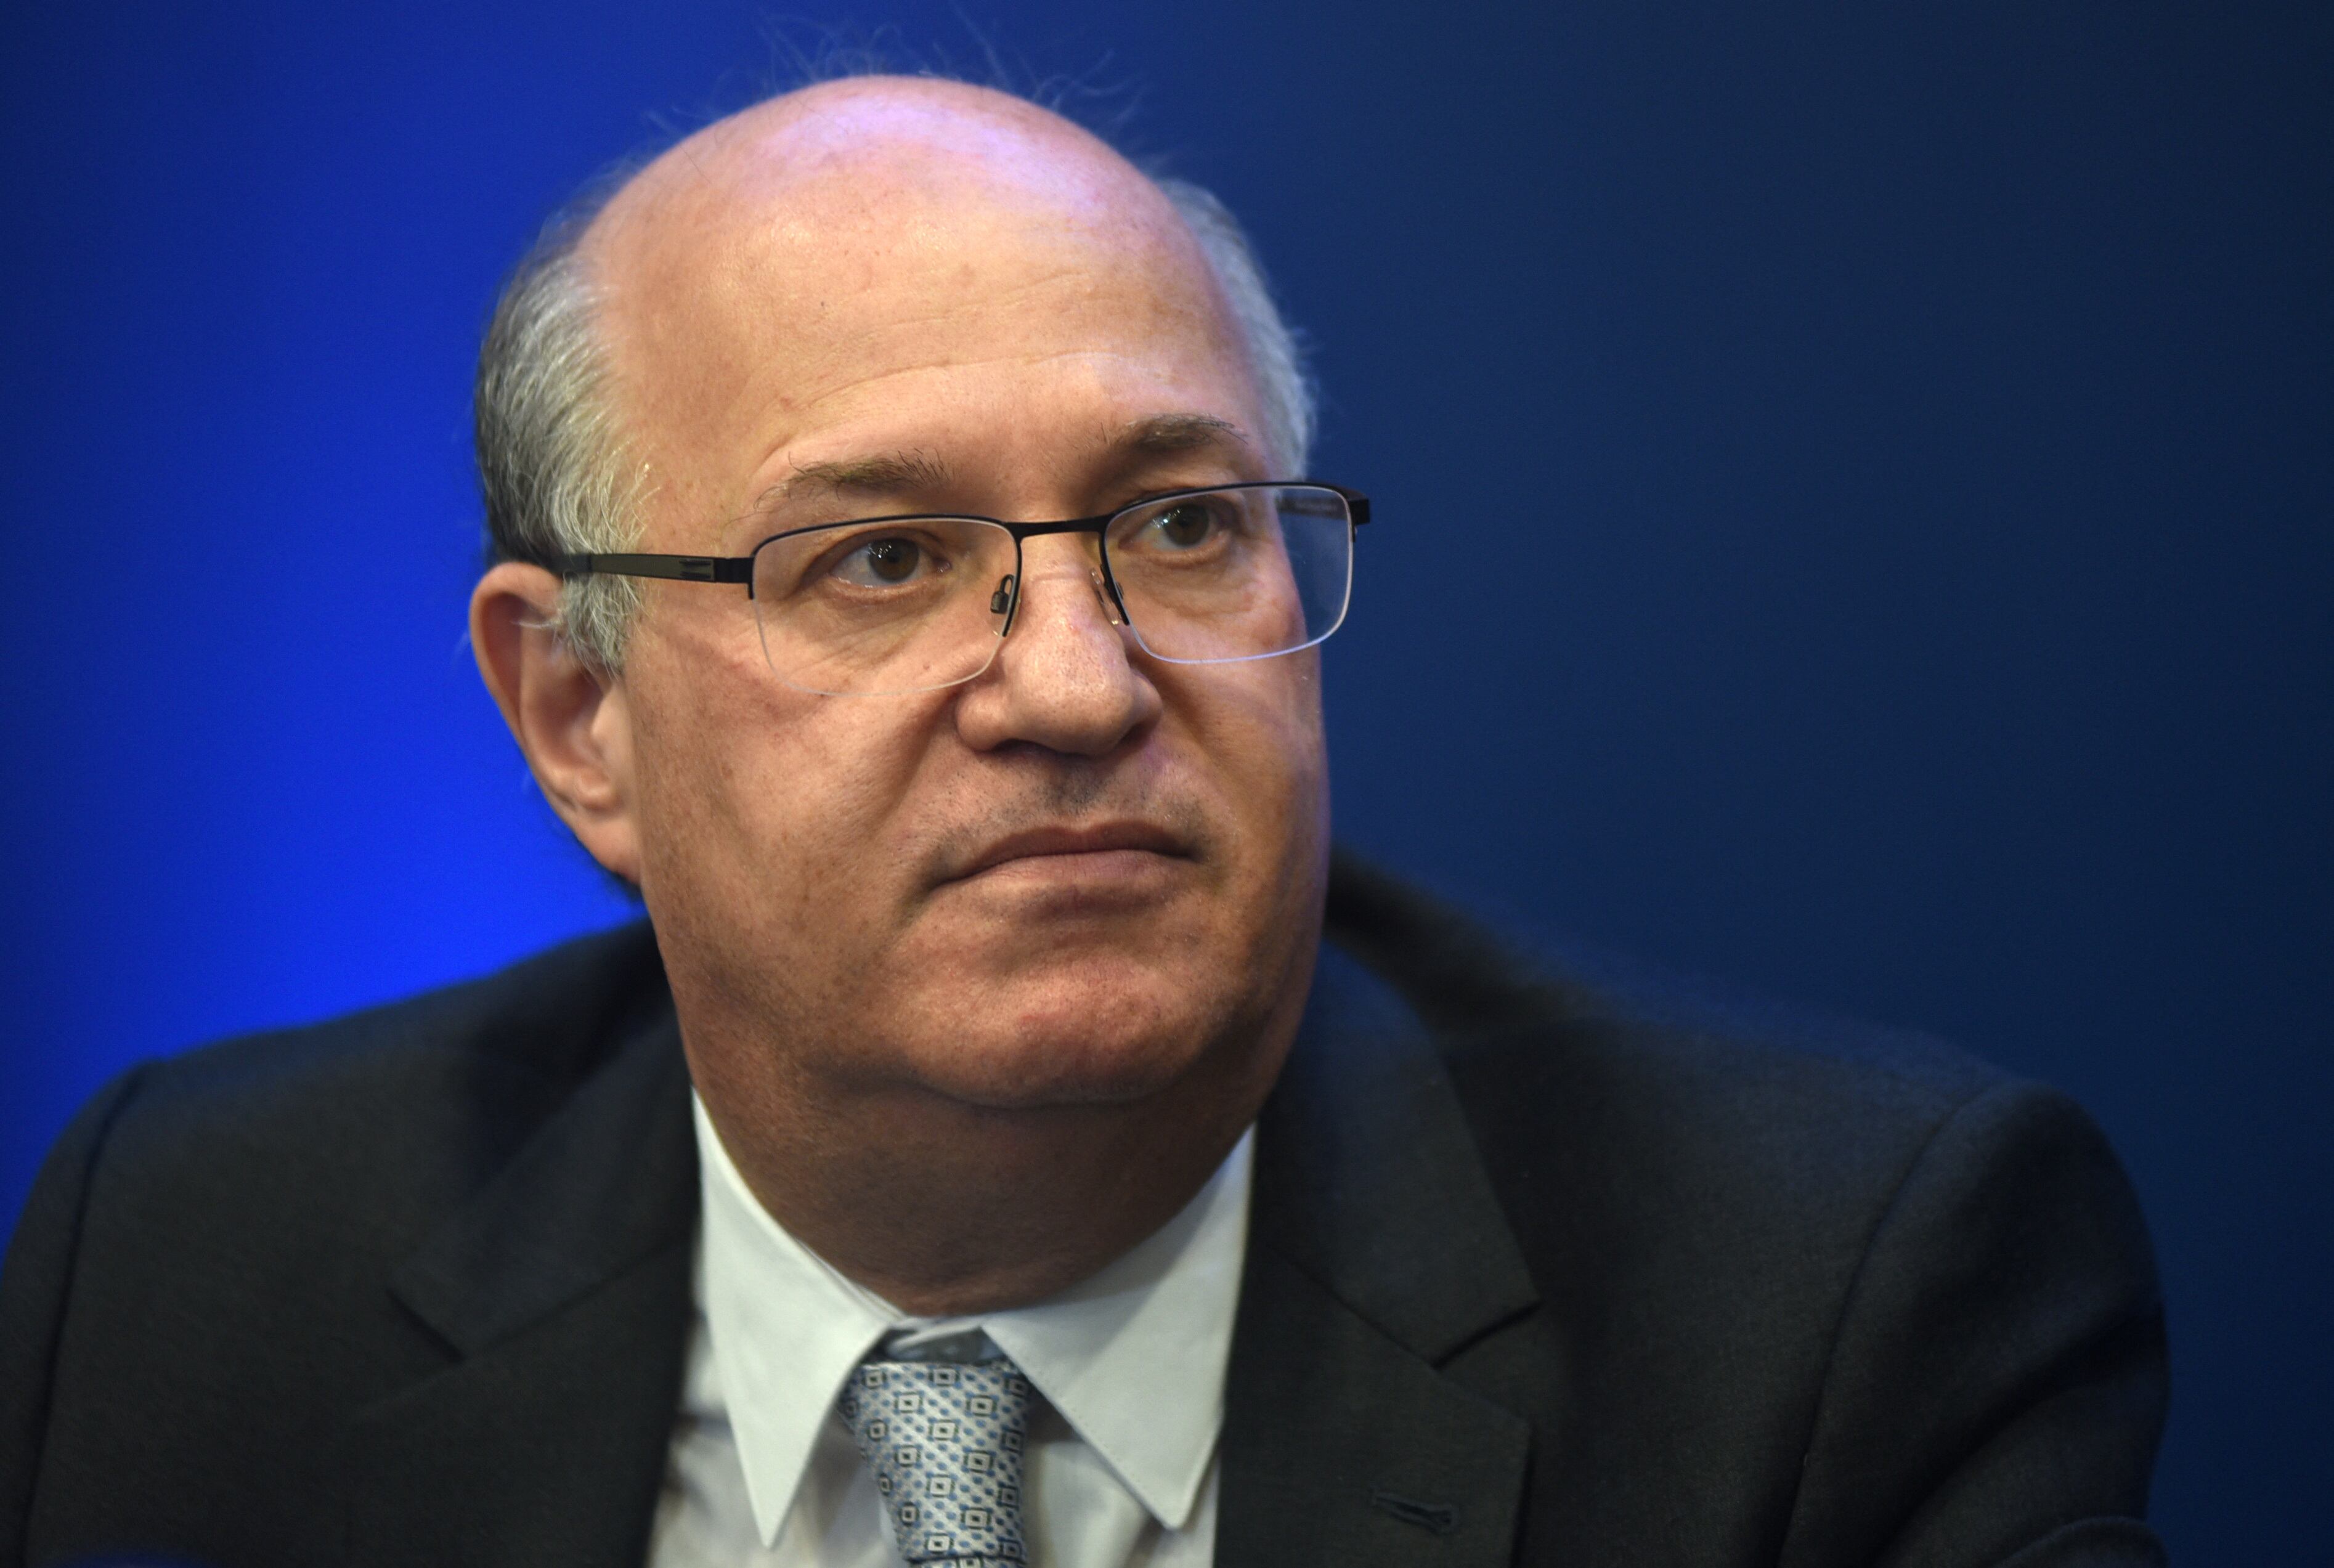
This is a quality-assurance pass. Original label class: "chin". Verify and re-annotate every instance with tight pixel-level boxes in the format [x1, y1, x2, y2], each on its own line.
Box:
[898, 956, 1242, 1110]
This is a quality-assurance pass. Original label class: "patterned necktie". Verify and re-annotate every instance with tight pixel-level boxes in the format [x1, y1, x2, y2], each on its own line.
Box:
[837, 1355, 1034, 1566]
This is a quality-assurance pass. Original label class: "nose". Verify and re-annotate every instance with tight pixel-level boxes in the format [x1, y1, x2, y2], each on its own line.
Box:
[953, 536, 1162, 757]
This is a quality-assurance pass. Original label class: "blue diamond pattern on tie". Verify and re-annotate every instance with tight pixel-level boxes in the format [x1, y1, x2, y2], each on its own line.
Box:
[838, 1357, 1033, 1566]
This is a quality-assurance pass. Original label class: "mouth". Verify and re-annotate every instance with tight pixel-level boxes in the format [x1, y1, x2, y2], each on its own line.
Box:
[949, 821, 1192, 885]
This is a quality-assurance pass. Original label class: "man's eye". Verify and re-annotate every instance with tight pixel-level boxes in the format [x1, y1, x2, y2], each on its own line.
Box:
[832, 535, 941, 587]
[1146, 502, 1221, 550]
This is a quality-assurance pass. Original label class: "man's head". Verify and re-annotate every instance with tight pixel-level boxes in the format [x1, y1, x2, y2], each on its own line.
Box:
[469, 77, 1336, 1306]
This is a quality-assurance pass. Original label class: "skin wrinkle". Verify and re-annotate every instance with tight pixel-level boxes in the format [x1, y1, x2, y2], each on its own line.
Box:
[739, 339, 1228, 438]
[470, 76, 1327, 1315]
[704, 327, 1250, 539]
[754, 416, 1253, 534]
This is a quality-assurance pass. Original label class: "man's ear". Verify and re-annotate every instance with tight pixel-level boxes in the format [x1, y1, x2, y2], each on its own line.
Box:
[470, 562, 644, 884]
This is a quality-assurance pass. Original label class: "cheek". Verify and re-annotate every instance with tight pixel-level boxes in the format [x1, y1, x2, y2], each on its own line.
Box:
[1149, 656, 1332, 1065]
[1160, 652, 1331, 879]
[624, 626, 949, 947]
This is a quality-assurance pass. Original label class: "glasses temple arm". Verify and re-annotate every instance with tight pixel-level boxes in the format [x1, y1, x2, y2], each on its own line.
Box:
[545, 552, 755, 585]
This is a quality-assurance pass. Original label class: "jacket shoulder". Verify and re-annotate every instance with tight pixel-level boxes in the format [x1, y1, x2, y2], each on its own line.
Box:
[100, 921, 667, 1182]
[134, 919, 665, 1099]
[18, 919, 671, 1339]
[1325, 846, 2004, 1116]
[2, 922, 683, 1567]
[1322, 847, 2065, 1277]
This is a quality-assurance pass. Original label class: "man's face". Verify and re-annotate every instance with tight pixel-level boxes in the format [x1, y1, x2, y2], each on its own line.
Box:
[585, 84, 1330, 1122]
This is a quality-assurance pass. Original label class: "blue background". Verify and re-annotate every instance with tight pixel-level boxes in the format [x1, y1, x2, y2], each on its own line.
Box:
[3, 2, 2326, 1558]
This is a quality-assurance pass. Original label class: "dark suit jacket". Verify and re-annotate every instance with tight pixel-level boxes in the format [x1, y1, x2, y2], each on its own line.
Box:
[0, 855, 2167, 1567]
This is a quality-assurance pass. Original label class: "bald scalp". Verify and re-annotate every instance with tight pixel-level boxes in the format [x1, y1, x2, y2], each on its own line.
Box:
[587, 77, 1190, 267]
[571, 75, 1258, 558]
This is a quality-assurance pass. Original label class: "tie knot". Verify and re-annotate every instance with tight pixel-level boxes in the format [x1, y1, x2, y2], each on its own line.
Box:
[837, 1357, 1034, 1566]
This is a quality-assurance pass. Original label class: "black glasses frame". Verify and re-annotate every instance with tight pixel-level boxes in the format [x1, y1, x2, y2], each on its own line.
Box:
[544, 480, 1370, 637]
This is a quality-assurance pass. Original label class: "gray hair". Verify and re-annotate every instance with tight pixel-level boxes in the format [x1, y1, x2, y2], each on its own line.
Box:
[474, 138, 1317, 674]
[1152, 177, 1317, 480]
[473, 175, 645, 673]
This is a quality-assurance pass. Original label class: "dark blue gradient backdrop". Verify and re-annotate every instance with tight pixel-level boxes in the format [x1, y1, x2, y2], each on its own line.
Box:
[4, 3, 2327, 1558]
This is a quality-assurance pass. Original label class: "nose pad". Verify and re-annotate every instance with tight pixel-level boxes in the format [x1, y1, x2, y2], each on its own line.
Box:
[990, 574, 1017, 616]
[1089, 567, 1128, 626]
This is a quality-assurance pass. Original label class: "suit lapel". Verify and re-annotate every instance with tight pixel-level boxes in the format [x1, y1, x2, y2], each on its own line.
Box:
[1217, 946, 1541, 1567]
[337, 1005, 698, 1568]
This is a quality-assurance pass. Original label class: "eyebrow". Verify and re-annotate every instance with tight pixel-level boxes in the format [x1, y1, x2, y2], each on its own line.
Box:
[1115, 412, 1252, 458]
[768, 449, 954, 508]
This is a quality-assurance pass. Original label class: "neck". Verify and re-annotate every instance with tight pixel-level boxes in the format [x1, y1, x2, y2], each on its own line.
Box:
[685, 1020, 1296, 1318]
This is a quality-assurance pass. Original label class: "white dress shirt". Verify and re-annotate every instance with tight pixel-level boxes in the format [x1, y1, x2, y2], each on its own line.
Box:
[648, 1094, 1251, 1568]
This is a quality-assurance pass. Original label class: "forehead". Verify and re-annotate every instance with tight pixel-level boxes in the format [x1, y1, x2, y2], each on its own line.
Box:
[582, 81, 1258, 516]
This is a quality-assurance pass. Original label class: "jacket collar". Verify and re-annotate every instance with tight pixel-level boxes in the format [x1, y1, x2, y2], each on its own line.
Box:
[387, 1003, 696, 1354]
[1214, 936, 1542, 1567]
[341, 978, 699, 1568]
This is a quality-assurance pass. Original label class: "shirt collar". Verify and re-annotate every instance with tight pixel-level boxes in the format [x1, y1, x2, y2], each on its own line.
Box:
[693, 1093, 1252, 1547]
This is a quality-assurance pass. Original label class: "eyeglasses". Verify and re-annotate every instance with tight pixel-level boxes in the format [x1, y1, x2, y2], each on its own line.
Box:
[548, 481, 1370, 697]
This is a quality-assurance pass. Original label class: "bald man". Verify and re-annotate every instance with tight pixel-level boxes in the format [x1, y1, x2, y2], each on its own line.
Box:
[1, 76, 2166, 1568]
